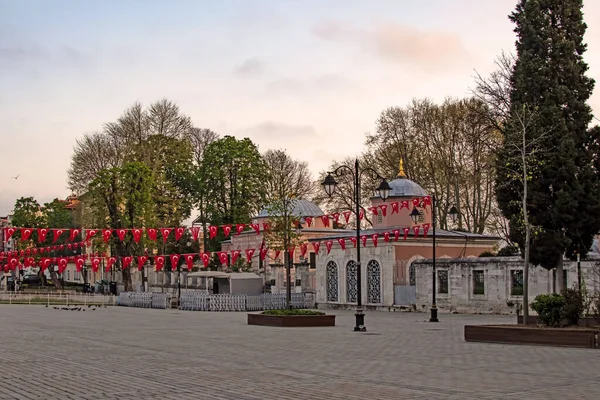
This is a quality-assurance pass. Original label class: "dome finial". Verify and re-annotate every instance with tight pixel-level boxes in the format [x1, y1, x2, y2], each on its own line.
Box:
[397, 158, 407, 178]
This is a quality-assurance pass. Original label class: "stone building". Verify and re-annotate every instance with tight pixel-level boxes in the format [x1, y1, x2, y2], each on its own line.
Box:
[311, 164, 499, 310]
[413, 256, 600, 314]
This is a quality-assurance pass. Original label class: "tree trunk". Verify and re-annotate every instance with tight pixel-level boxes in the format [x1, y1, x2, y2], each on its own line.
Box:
[556, 257, 565, 293]
[523, 226, 530, 324]
[49, 268, 63, 290]
[121, 267, 133, 292]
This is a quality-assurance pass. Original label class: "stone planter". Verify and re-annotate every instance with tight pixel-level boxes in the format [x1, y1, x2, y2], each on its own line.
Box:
[517, 315, 600, 327]
[465, 325, 599, 349]
[247, 313, 335, 327]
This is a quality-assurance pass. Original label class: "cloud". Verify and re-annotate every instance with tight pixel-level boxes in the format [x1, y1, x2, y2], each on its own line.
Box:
[233, 57, 265, 77]
[0, 44, 92, 69]
[241, 121, 317, 139]
[265, 74, 358, 97]
[312, 20, 470, 71]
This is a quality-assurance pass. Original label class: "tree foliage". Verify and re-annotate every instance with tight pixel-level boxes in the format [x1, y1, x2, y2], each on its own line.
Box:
[263, 149, 316, 203]
[497, 0, 600, 291]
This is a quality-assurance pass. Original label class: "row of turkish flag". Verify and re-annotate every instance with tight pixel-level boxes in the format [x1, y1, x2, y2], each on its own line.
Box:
[2, 224, 432, 274]
[1, 241, 89, 259]
[3, 196, 433, 244]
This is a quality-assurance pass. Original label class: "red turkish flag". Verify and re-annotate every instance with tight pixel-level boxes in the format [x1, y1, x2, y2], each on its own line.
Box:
[361, 235, 368, 247]
[331, 213, 340, 224]
[403, 227, 410, 241]
[200, 252, 211, 268]
[423, 196, 432, 207]
[391, 202, 399, 214]
[370, 207, 378, 216]
[68, 228, 81, 242]
[304, 217, 313, 227]
[75, 257, 85, 272]
[320, 215, 330, 227]
[105, 257, 117, 273]
[116, 229, 127, 242]
[122, 256, 133, 269]
[24, 257, 34, 267]
[235, 224, 246, 235]
[300, 243, 308, 258]
[287, 246, 295, 258]
[9, 257, 18, 269]
[259, 247, 268, 261]
[102, 229, 112, 243]
[147, 228, 157, 241]
[4, 227, 16, 241]
[191, 226, 201, 241]
[218, 251, 228, 266]
[155, 256, 165, 271]
[91, 257, 101, 272]
[209, 225, 218, 239]
[137, 256, 148, 271]
[250, 223, 260, 234]
[20, 228, 33, 242]
[53, 229, 65, 243]
[274, 250, 281, 260]
[359, 209, 364, 220]
[413, 226, 420, 238]
[325, 240, 333, 254]
[262, 223, 270, 232]
[85, 229, 98, 240]
[245, 248, 255, 263]
[37, 228, 49, 243]
[337, 238, 346, 250]
[401, 200, 409, 210]
[175, 227, 185, 241]
[170, 254, 180, 271]
[184, 254, 195, 271]
[159, 228, 172, 243]
[384, 232, 390, 242]
[392, 229, 400, 241]
[412, 198, 420, 208]
[222, 225, 232, 237]
[312, 242, 321, 253]
[371, 234, 379, 248]
[231, 250, 241, 264]
[422, 223, 430, 237]
[379, 204, 388, 217]
[132, 228, 143, 243]
[349, 237, 357, 248]
[343, 211, 352, 224]
[41, 257, 50, 272]
[58, 257, 68, 273]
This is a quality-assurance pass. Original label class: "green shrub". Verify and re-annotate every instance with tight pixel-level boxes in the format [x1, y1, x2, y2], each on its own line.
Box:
[561, 288, 584, 325]
[531, 294, 565, 326]
[479, 251, 496, 257]
[262, 309, 325, 316]
[497, 246, 520, 257]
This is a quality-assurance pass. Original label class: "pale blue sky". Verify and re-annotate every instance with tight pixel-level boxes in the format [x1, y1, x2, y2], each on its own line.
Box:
[1, 0, 599, 216]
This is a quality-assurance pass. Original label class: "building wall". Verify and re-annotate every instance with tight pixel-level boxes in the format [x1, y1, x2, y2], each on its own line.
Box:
[413, 257, 600, 314]
[370, 198, 429, 229]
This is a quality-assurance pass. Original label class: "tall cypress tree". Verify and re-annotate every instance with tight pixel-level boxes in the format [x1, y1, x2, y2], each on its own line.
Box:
[497, 0, 600, 291]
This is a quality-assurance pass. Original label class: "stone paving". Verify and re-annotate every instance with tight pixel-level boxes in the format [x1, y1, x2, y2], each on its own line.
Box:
[0, 305, 599, 400]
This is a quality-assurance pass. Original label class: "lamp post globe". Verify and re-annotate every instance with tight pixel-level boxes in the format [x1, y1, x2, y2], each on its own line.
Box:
[448, 205, 459, 223]
[322, 173, 338, 197]
[376, 179, 392, 201]
[409, 207, 420, 224]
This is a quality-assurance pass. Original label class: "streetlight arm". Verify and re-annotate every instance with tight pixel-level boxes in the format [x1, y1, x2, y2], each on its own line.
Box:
[358, 166, 385, 181]
[329, 164, 356, 179]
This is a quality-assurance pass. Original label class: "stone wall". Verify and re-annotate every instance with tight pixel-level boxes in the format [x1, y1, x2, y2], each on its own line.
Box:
[412, 256, 600, 314]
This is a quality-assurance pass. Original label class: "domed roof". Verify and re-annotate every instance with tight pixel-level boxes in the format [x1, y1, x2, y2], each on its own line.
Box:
[257, 199, 325, 218]
[374, 159, 427, 198]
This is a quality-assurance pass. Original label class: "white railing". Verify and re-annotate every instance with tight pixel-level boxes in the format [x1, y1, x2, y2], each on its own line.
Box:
[119, 291, 316, 312]
[0, 292, 117, 306]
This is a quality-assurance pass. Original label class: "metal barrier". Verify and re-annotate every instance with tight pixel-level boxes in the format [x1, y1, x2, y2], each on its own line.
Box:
[118, 292, 316, 312]
[0, 292, 116, 306]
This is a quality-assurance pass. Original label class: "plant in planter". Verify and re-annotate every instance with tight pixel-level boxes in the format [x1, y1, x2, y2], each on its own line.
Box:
[561, 288, 584, 326]
[531, 294, 565, 327]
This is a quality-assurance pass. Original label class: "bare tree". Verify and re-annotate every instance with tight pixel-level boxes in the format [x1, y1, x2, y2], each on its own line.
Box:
[263, 149, 317, 202]
[187, 128, 219, 166]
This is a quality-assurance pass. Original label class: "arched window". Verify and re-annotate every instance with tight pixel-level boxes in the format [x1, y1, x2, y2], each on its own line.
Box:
[346, 260, 358, 303]
[367, 260, 381, 304]
[409, 264, 416, 286]
[326, 261, 338, 302]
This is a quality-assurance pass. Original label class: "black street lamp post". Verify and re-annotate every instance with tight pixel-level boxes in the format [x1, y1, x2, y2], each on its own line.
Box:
[322, 159, 391, 332]
[410, 197, 458, 322]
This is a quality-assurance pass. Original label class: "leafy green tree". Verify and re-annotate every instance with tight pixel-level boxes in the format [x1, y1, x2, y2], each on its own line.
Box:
[498, 0, 600, 292]
[200, 136, 268, 251]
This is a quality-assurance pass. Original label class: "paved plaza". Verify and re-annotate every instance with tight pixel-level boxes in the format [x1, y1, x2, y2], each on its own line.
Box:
[1, 306, 599, 400]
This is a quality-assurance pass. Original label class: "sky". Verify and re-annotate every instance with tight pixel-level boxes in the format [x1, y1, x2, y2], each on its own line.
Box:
[1, 0, 600, 217]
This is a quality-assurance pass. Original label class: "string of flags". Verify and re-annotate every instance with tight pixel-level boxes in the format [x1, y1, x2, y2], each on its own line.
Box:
[2, 196, 432, 244]
[1, 223, 432, 273]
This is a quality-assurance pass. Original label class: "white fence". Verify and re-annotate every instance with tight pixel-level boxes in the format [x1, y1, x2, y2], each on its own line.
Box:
[0, 292, 117, 306]
[118, 292, 316, 311]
